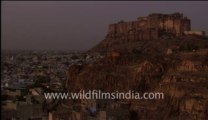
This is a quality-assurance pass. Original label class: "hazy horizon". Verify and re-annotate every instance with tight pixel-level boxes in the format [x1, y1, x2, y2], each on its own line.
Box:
[2, 1, 208, 51]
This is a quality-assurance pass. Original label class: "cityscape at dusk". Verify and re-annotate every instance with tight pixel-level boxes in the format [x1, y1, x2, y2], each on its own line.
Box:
[1, 1, 208, 120]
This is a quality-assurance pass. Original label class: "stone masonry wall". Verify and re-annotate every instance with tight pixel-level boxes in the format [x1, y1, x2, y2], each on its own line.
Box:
[107, 13, 191, 40]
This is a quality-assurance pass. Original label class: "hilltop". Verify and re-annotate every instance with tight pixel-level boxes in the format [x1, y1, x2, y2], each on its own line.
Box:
[66, 13, 208, 119]
[89, 12, 206, 53]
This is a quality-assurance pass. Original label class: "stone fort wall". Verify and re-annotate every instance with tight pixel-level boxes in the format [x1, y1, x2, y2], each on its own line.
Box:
[107, 13, 191, 40]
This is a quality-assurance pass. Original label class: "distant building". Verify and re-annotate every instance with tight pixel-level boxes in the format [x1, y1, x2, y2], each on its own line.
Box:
[2, 100, 17, 110]
[16, 104, 46, 120]
[184, 30, 206, 36]
[1, 109, 18, 120]
[108, 12, 191, 39]
[48, 106, 71, 120]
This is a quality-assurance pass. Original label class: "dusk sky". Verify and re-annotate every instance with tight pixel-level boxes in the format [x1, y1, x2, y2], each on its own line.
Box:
[2, 1, 208, 51]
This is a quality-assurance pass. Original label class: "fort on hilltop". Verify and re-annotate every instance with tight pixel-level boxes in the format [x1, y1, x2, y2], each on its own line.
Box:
[107, 12, 205, 40]
[89, 12, 206, 53]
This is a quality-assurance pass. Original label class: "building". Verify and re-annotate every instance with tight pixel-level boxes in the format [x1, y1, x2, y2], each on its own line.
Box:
[184, 30, 206, 36]
[16, 104, 46, 120]
[48, 106, 72, 120]
[107, 12, 191, 39]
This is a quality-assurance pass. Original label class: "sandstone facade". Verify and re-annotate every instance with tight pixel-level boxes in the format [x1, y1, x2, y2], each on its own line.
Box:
[108, 12, 191, 40]
[184, 30, 206, 36]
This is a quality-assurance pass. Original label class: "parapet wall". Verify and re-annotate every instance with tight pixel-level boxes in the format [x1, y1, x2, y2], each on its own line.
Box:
[108, 13, 191, 37]
[184, 30, 206, 36]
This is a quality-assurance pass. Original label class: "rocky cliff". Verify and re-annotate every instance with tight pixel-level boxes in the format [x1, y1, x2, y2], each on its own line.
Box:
[66, 13, 208, 119]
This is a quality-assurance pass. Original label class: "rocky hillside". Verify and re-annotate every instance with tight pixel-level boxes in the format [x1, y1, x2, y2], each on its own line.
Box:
[67, 35, 208, 119]
[66, 13, 208, 119]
